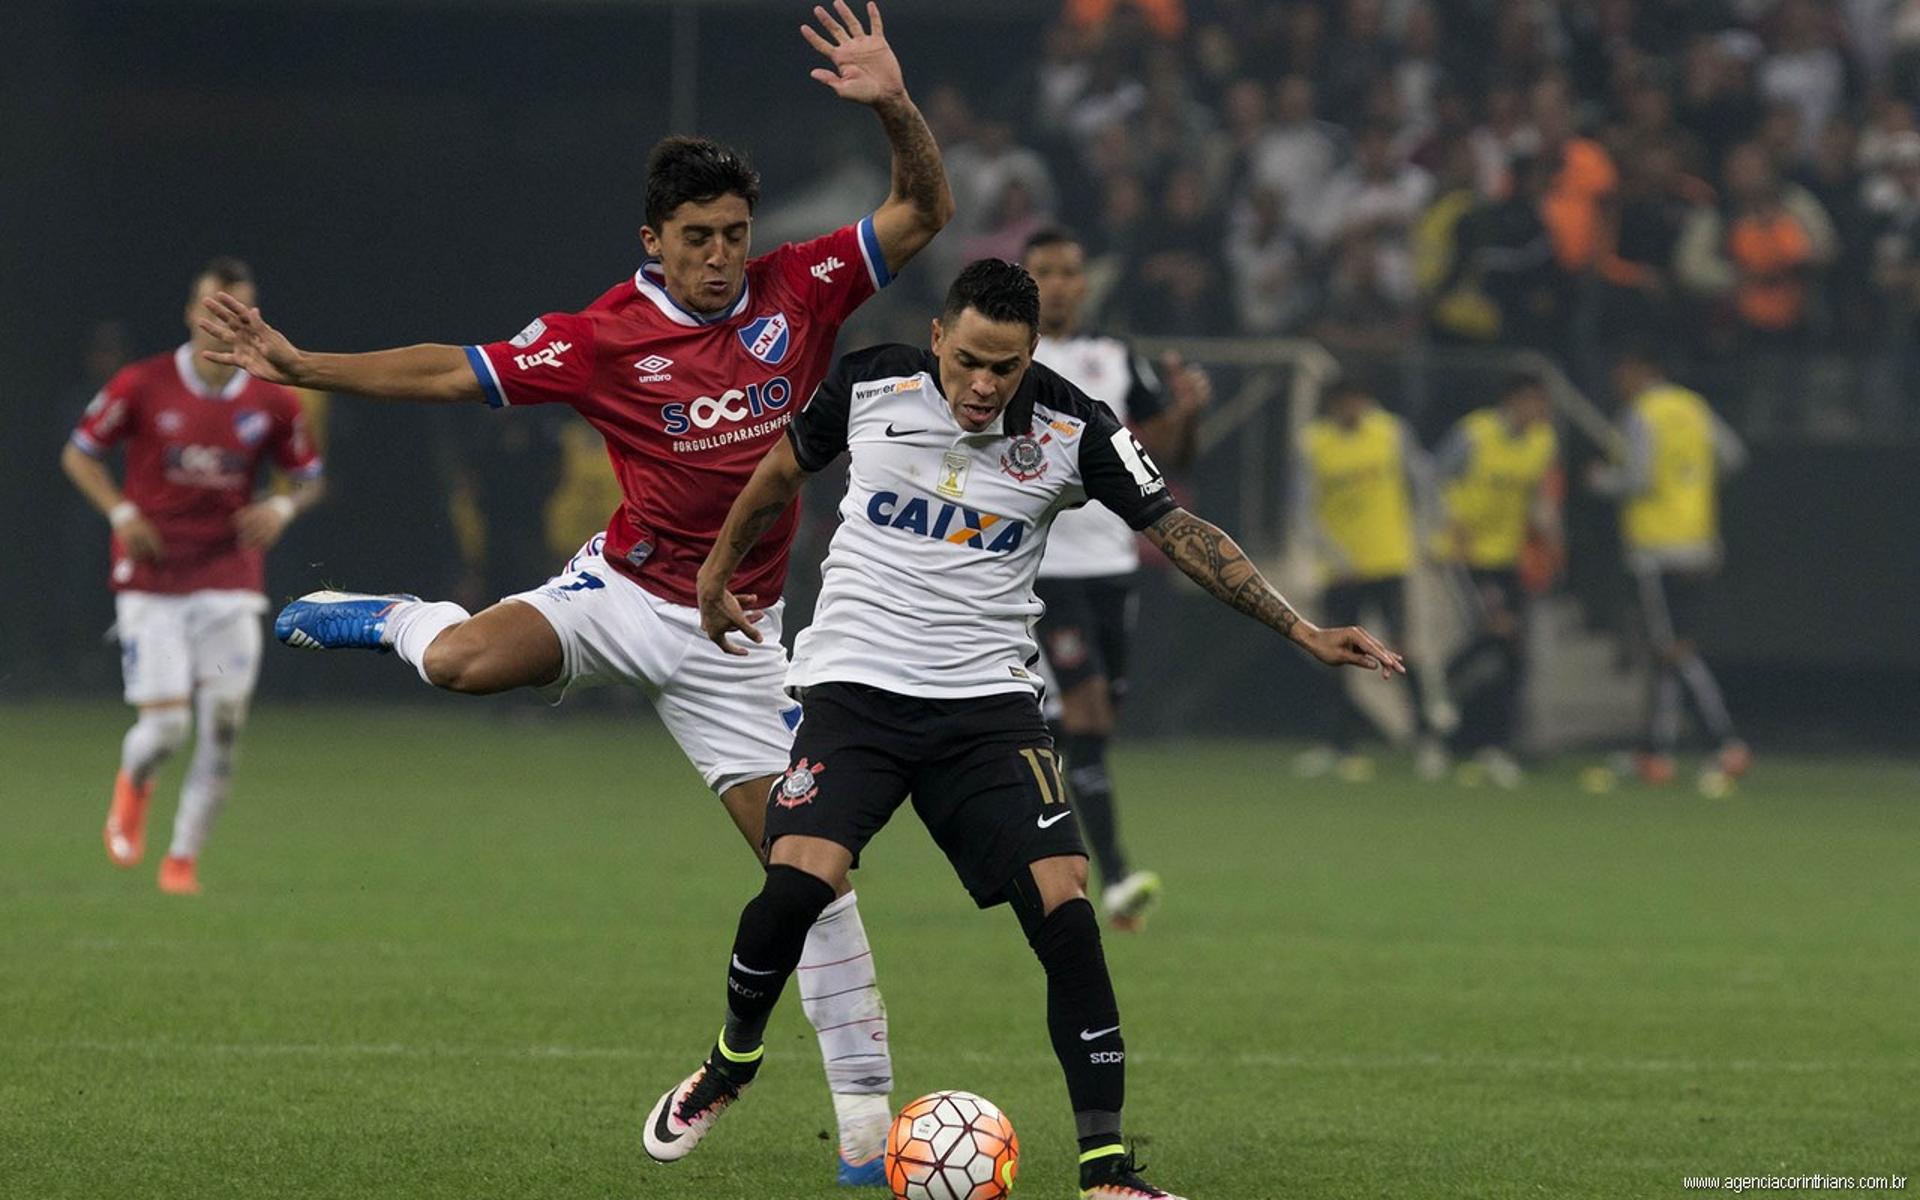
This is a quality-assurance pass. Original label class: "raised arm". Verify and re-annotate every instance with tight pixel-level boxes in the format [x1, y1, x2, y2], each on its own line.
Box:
[1143, 506, 1405, 678]
[803, 2, 953, 274]
[696, 436, 812, 655]
[197, 291, 480, 404]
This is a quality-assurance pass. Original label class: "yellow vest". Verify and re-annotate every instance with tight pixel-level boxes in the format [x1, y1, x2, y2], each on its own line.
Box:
[1623, 384, 1718, 550]
[1302, 410, 1416, 579]
[1442, 408, 1557, 569]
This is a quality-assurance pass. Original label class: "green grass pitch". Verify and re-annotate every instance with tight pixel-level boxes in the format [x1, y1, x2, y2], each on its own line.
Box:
[4, 701, 1916, 1198]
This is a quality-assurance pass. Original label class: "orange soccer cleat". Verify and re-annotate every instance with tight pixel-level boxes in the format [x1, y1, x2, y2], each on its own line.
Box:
[104, 771, 154, 867]
[1633, 753, 1677, 785]
[1717, 739, 1753, 780]
[157, 855, 200, 896]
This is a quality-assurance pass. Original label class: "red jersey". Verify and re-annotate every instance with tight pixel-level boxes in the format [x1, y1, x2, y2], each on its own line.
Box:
[71, 346, 324, 595]
[464, 215, 891, 606]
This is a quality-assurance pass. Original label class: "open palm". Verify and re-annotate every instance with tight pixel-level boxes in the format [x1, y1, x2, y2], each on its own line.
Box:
[197, 292, 303, 385]
[801, 2, 904, 107]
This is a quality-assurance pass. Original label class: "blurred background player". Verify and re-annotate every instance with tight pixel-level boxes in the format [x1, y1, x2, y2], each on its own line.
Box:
[1432, 372, 1562, 788]
[1592, 346, 1752, 787]
[1291, 379, 1446, 782]
[1021, 225, 1210, 931]
[199, 4, 948, 1182]
[61, 257, 325, 895]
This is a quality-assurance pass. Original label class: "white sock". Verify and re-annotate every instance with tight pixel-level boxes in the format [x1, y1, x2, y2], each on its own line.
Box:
[386, 600, 470, 686]
[169, 692, 245, 860]
[121, 707, 191, 785]
[799, 890, 894, 1113]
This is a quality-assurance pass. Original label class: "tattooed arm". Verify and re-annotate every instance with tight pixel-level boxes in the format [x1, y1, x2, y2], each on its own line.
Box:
[1143, 507, 1406, 676]
[803, 2, 954, 272]
[696, 436, 811, 655]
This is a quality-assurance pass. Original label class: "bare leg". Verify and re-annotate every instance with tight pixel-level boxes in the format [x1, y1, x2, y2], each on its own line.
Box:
[417, 599, 564, 694]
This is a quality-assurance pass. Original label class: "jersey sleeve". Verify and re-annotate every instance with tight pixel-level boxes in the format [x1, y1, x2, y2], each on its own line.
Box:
[787, 356, 856, 472]
[765, 215, 892, 327]
[268, 392, 325, 479]
[1079, 400, 1178, 530]
[70, 367, 142, 457]
[462, 311, 596, 409]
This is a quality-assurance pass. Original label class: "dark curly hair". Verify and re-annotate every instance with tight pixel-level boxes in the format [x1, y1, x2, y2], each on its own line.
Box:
[645, 136, 761, 229]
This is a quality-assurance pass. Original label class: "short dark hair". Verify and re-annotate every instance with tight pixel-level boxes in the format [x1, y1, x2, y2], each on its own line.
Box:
[645, 136, 760, 229]
[1021, 225, 1082, 259]
[942, 259, 1040, 332]
[1322, 376, 1376, 409]
[197, 255, 254, 290]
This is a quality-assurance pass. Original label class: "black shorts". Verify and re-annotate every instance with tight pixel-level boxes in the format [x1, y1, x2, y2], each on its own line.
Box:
[765, 682, 1088, 908]
[1033, 573, 1138, 697]
[1320, 576, 1410, 637]
[1634, 566, 1712, 651]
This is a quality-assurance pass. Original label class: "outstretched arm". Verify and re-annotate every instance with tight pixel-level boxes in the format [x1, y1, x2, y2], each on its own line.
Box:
[803, 2, 953, 273]
[1143, 507, 1405, 677]
[197, 292, 480, 404]
[696, 437, 812, 655]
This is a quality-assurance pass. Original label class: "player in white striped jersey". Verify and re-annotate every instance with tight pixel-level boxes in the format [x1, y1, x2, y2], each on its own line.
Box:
[641, 260, 1403, 1200]
[1023, 226, 1211, 930]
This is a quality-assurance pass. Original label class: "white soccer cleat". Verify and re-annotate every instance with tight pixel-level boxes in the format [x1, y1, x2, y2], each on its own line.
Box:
[833, 1092, 890, 1186]
[1475, 747, 1524, 790]
[1415, 737, 1452, 782]
[643, 1060, 751, 1164]
[1102, 870, 1163, 931]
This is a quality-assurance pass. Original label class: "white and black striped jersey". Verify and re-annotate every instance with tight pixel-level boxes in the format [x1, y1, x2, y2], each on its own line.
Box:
[785, 344, 1177, 699]
[1032, 334, 1167, 579]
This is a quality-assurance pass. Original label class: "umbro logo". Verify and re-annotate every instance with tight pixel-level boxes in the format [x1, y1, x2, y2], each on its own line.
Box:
[634, 355, 674, 383]
[810, 255, 846, 283]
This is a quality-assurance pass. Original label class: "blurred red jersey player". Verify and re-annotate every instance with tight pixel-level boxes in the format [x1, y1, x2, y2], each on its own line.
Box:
[61, 256, 326, 896]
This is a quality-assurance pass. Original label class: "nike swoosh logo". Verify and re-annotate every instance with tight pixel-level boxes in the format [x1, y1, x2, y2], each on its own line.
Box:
[731, 955, 780, 976]
[884, 423, 927, 437]
[1079, 1025, 1120, 1041]
[1036, 809, 1071, 829]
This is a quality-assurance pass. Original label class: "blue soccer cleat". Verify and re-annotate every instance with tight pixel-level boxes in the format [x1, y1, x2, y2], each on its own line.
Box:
[837, 1152, 886, 1188]
[275, 590, 419, 652]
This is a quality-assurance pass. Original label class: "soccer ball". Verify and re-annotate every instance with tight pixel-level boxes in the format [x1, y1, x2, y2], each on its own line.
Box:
[884, 1090, 1019, 1200]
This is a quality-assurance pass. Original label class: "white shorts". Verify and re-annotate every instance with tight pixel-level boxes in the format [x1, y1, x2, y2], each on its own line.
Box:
[114, 590, 267, 707]
[506, 537, 801, 793]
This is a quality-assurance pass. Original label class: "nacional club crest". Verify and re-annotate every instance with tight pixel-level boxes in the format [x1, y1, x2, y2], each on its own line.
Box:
[739, 312, 792, 366]
[1000, 434, 1047, 482]
[776, 757, 826, 808]
[233, 410, 271, 446]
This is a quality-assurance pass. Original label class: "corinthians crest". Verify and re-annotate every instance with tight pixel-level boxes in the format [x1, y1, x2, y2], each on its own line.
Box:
[1000, 434, 1047, 482]
[776, 757, 826, 808]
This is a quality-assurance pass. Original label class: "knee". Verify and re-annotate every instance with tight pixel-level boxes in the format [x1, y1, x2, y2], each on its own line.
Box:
[419, 623, 482, 691]
[201, 694, 249, 746]
[138, 706, 194, 755]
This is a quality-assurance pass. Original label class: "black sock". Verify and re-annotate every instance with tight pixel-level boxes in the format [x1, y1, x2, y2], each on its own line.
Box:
[719, 864, 835, 1079]
[1027, 897, 1125, 1143]
[1059, 732, 1128, 883]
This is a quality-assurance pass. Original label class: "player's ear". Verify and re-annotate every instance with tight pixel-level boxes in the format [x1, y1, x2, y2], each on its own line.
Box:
[639, 225, 661, 256]
[929, 318, 944, 355]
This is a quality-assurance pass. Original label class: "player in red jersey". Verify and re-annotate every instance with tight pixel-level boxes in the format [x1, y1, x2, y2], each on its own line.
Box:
[195, 4, 949, 1183]
[61, 257, 326, 896]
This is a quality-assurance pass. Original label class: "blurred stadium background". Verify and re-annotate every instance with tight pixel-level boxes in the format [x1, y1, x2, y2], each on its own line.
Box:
[5, 2, 1919, 1196]
[6, 0, 1920, 751]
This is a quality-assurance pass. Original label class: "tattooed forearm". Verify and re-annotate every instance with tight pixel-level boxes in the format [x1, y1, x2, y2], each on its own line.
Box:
[729, 501, 787, 556]
[876, 97, 950, 225]
[1145, 508, 1302, 638]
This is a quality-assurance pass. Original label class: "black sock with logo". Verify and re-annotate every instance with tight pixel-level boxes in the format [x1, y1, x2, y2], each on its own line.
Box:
[1027, 897, 1125, 1135]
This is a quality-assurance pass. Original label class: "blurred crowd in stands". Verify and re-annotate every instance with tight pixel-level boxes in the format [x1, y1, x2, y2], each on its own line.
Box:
[885, 0, 1920, 438]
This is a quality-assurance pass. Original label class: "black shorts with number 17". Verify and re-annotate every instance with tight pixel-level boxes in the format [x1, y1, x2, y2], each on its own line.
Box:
[764, 682, 1087, 908]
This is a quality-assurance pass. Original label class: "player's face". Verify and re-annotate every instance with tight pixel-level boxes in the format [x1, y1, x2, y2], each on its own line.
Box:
[1508, 386, 1550, 429]
[1023, 241, 1087, 335]
[186, 276, 255, 352]
[641, 193, 753, 314]
[930, 308, 1036, 432]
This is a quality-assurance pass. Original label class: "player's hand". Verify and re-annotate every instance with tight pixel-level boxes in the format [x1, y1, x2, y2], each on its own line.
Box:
[1297, 623, 1405, 679]
[698, 577, 767, 656]
[802, 2, 906, 108]
[1162, 351, 1211, 413]
[118, 515, 166, 562]
[233, 498, 292, 550]
[197, 292, 304, 386]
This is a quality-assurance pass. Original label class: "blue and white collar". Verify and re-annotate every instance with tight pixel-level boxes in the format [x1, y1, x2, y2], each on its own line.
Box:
[632, 262, 752, 327]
